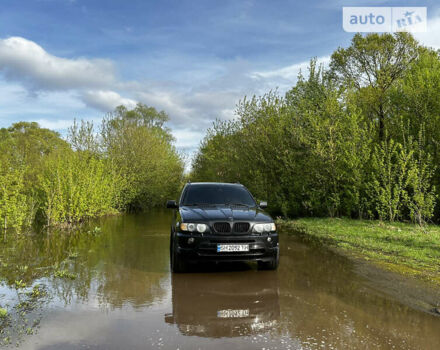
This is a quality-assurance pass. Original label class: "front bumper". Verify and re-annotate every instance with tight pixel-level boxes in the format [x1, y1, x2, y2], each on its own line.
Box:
[175, 232, 279, 263]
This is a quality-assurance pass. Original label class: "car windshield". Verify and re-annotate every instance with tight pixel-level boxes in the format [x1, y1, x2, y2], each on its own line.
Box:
[182, 185, 256, 207]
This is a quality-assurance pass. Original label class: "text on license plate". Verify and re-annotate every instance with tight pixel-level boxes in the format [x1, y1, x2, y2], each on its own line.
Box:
[217, 244, 249, 252]
[217, 309, 250, 318]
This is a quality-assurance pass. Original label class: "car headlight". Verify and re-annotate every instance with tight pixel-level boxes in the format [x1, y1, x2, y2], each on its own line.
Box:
[180, 223, 208, 233]
[196, 223, 207, 233]
[253, 223, 276, 233]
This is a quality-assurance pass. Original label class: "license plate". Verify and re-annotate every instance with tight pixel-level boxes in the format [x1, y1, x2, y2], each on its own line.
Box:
[217, 244, 249, 252]
[217, 309, 250, 318]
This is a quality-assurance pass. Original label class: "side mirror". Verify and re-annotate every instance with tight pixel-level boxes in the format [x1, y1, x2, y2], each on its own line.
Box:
[259, 201, 268, 209]
[166, 200, 178, 209]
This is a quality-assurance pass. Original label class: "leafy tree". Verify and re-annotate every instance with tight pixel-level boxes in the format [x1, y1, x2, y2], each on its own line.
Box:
[0, 122, 70, 186]
[330, 32, 420, 140]
[68, 119, 100, 154]
[101, 103, 183, 211]
[368, 138, 408, 222]
[0, 122, 69, 230]
[390, 49, 440, 138]
[403, 129, 437, 226]
[0, 164, 28, 233]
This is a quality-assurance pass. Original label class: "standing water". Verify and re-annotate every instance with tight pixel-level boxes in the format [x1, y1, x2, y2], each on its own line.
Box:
[0, 210, 439, 349]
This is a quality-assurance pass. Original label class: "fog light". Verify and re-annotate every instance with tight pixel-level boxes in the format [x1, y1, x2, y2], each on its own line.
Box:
[188, 237, 195, 244]
[267, 237, 272, 242]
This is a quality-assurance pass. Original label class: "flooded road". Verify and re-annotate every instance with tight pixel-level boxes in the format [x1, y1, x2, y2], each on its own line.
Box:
[1, 211, 439, 349]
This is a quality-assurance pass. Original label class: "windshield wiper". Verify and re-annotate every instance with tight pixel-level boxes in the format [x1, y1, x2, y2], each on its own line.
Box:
[185, 203, 253, 207]
[227, 203, 252, 207]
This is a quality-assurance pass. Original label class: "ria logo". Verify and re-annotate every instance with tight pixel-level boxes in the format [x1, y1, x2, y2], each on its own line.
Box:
[343, 7, 427, 33]
[396, 10, 423, 29]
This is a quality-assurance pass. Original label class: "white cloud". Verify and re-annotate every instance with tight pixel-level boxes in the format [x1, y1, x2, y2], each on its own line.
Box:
[35, 118, 75, 130]
[250, 56, 331, 86]
[0, 37, 116, 91]
[0, 81, 94, 130]
[414, 14, 440, 50]
[81, 90, 137, 111]
[136, 89, 194, 124]
[172, 128, 205, 150]
[0, 36, 139, 113]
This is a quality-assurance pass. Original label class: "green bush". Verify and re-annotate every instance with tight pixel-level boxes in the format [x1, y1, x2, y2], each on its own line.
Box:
[38, 151, 118, 225]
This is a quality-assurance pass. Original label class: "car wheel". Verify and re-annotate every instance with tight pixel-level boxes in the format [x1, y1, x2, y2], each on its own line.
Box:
[170, 239, 187, 273]
[258, 249, 279, 270]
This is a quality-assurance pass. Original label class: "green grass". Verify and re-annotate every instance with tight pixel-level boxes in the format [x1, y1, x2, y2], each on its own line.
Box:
[0, 307, 7, 318]
[54, 269, 76, 280]
[278, 218, 440, 285]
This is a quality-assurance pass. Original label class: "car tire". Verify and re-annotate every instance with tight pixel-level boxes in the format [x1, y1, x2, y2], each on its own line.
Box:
[258, 249, 279, 270]
[170, 238, 187, 273]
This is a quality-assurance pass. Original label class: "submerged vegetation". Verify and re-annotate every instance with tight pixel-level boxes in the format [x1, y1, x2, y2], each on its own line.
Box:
[191, 32, 440, 226]
[0, 103, 184, 231]
[0, 213, 170, 345]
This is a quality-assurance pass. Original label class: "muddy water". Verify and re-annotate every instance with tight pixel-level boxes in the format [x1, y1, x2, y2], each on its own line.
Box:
[0, 210, 439, 349]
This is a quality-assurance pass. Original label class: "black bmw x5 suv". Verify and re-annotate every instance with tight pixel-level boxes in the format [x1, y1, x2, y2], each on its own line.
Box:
[166, 182, 279, 272]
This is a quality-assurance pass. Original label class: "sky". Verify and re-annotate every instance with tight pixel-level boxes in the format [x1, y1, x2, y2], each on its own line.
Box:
[0, 0, 439, 160]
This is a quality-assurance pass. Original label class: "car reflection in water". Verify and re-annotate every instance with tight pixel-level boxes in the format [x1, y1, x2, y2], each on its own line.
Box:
[165, 266, 280, 338]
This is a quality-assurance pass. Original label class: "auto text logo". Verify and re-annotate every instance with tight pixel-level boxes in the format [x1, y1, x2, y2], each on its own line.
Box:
[343, 7, 427, 33]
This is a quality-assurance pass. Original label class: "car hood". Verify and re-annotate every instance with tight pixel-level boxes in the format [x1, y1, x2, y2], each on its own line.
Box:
[179, 205, 273, 222]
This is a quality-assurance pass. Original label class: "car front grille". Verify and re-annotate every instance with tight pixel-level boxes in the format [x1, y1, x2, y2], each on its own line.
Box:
[233, 222, 250, 233]
[213, 222, 231, 233]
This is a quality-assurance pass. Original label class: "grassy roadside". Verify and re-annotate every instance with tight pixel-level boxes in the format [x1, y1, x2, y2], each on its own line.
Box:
[277, 218, 440, 286]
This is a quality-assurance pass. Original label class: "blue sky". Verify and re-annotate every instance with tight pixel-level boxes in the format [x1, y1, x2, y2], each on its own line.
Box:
[0, 0, 439, 156]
